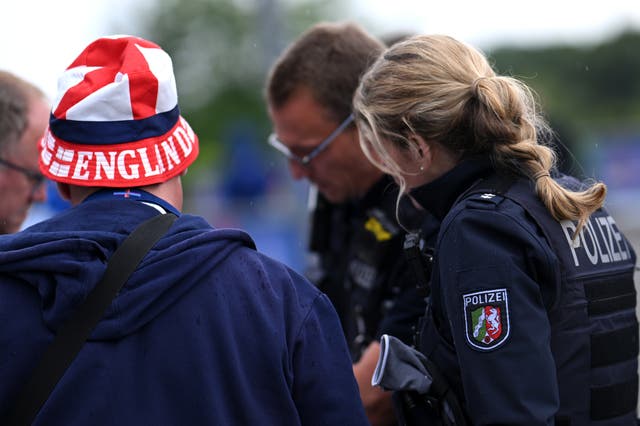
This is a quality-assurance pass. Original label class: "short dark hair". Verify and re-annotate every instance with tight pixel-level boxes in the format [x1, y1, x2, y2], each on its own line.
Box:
[0, 71, 45, 154]
[266, 22, 384, 122]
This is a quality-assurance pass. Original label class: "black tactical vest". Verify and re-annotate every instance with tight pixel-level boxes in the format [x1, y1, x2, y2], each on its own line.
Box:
[424, 175, 639, 425]
[506, 176, 638, 425]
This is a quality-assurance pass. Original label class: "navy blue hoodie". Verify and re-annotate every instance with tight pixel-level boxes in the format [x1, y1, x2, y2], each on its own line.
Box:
[0, 192, 368, 425]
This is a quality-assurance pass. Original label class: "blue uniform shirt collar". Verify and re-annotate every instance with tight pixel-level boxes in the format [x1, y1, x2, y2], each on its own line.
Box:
[409, 157, 494, 221]
[83, 188, 181, 216]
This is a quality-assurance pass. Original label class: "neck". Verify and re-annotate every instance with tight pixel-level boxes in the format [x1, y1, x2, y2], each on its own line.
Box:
[63, 176, 184, 211]
[358, 166, 385, 199]
[143, 177, 183, 211]
[415, 142, 461, 188]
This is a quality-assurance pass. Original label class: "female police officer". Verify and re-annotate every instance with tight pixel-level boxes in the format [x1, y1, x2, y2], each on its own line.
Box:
[353, 34, 638, 425]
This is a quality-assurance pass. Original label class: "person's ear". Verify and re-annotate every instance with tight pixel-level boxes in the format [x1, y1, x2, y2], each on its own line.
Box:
[411, 134, 432, 171]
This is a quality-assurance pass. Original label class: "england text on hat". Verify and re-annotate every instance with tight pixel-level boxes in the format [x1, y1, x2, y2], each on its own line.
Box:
[40, 117, 196, 186]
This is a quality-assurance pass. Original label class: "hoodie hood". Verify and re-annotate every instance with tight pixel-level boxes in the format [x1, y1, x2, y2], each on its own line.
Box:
[0, 198, 255, 340]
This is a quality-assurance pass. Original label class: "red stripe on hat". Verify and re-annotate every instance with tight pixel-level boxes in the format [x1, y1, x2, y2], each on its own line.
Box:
[126, 51, 159, 119]
[54, 68, 119, 119]
[55, 37, 160, 120]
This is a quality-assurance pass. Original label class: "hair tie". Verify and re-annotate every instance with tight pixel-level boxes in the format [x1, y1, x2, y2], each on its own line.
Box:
[533, 170, 550, 181]
[471, 76, 489, 95]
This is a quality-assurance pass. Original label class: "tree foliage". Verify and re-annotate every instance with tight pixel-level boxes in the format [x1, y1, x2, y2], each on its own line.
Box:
[489, 29, 640, 135]
[486, 29, 640, 173]
[116, 0, 342, 183]
[114, 2, 640, 179]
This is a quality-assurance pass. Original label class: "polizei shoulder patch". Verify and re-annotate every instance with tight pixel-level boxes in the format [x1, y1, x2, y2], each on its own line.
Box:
[463, 288, 510, 351]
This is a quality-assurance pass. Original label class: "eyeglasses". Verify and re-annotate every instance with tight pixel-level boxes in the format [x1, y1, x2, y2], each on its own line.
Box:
[268, 114, 354, 166]
[0, 157, 46, 193]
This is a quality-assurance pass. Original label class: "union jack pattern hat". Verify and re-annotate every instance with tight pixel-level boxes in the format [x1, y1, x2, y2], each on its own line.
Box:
[39, 35, 199, 187]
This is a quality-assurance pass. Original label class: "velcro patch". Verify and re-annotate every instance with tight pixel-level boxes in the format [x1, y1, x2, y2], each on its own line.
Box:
[463, 288, 510, 351]
[364, 216, 392, 241]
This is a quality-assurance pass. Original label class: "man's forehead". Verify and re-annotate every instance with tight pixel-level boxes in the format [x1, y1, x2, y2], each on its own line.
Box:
[272, 89, 338, 126]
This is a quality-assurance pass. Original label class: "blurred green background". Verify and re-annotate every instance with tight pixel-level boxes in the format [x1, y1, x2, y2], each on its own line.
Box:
[115, 0, 640, 272]
[18, 0, 640, 275]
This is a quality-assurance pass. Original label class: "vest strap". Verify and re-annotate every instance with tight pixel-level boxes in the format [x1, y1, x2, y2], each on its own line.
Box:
[585, 275, 636, 316]
[590, 375, 638, 420]
[591, 323, 639, 367]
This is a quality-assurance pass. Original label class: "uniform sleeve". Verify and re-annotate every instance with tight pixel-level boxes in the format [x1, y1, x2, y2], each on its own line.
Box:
[437, 203, 559, 425]
[291, 293, 369, 426]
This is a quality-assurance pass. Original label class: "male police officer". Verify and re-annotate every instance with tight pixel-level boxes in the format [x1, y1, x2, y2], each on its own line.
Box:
[265, 22, 435, 425]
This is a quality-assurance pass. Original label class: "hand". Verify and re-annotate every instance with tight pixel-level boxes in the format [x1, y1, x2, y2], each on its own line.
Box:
[353, 341, 396, 426]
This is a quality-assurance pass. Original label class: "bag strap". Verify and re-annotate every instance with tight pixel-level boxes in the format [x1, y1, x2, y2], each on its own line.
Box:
[7, 212, 177, 426]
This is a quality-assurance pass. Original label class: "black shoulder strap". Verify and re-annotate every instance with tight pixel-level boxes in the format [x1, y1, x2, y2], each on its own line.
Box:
[7, 212, 177, 426]
[455, 173, 516, 206]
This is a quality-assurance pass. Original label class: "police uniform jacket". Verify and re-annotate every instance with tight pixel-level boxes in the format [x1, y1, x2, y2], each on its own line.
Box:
[0, 190, 368, 426]
[413, 158, 638, 425]
[308, 175, 436, 361]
